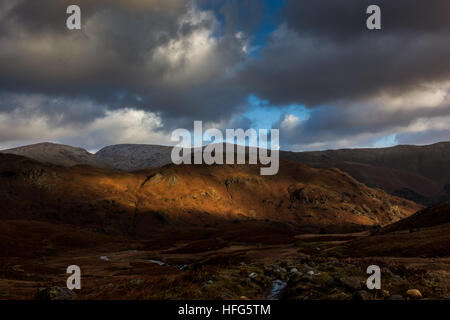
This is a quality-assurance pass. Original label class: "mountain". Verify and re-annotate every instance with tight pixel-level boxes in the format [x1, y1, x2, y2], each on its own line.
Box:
[95, 144, 172, 171]
[380, 202, 450, 234]
[4, 141, 450, 205]
[92, 142, 450, 205]
[94, 143, 251, 172]
[0, 142, 112, 169]
[335, 203, 450, 257]
[281, 142, 450, 205]
[0, 153, 421, 236]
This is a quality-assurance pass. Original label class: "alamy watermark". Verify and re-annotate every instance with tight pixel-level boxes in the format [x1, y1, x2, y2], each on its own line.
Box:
[366, 265, 381, 290]
[66, 265, 81, 290]
[367, 5, 382, 30]
[66, 5, 81, 30]
[66, 4, 381, 31]
[171, 121, 279, 176]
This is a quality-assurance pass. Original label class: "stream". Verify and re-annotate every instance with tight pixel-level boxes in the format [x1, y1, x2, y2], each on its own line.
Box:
[148, 259, 188, 270]
[267, 280, 287, 300]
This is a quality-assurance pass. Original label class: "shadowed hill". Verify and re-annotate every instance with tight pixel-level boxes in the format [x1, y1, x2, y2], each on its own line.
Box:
[335, 203, 450, 257]
[4, 141, 450, 205]
[380, 202, 450, 234]
[281, 142, 450, 205]
[0, 153, 421, 236]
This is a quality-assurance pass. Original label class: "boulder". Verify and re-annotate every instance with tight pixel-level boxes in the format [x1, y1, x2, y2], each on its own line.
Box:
[406, 289, 423, 299]
[340, 277, 362, 291]
[248, 272, 258, 279]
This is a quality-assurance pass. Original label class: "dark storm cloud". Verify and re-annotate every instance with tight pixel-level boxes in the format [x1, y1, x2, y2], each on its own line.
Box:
[7, 0, 186, 34]
[0, 0, 252, 126]
[238, 0, 450, 107]
[302, 103, 450, 138]
[0, 0, 449, 150]
[284, 0, 450, 41]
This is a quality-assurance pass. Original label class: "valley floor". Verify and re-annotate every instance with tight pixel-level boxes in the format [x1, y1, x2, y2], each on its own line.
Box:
[1, 230, 449, 300]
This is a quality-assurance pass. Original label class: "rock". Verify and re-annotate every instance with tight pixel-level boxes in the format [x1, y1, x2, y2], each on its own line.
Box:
[300, 257, 310, 264]
[325, 278, 339, 287]
[300, 275, 311, 283]
[36, 287, 77, 300]
[406, 289, 423, 299]
[352, 290, 370, 300]
[307, 270, 314, 276]
[127, 279, 144, 288]
[340, 277, 362, 291]
[288, 273, 302, 284]
[388, 294, 403, 300]
[287, 265, 295, 269]
[206, 280, 214, 285]
[264, 267, 274, 276]
[248, 272, 258, 279]
[290, 268, 299, 274]
[269, 268, 281, 277]
[167, 175, 179, 186]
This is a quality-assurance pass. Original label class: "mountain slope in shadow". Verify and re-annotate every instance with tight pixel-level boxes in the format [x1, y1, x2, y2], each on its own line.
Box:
[281, 142, 450, 205]
[4, 141, 449, 205]
[334, 203, 450, 257]
[0, 153, 421, 236]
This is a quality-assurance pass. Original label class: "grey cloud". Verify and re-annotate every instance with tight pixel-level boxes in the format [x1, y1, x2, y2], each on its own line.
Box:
[0, 0, 250, 127]
[276, 102, 450, 151]
[396, 130, 450, 146]
[284, 0, 450, 41]
[238, 0, 450, 107]
[1, 0, 450, 151]
[238, 31, 450, 108]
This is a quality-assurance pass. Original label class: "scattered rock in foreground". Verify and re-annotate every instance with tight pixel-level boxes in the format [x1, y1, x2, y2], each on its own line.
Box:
[406, 289, 423, 299]
[248, 272, 258, 279]
[36, 287, 77, 300]
[340, 277, 362, 291]
[352, 290, 370, 300]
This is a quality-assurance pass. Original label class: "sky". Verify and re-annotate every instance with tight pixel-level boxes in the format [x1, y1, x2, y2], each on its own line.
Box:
[0, 0, 449, 152]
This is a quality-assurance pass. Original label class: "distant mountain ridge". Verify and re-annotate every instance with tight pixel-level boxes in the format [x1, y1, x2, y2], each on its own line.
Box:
[281, 142, 450, 185]
[95, 144, 173, 171]
[0, 142, 112, 169]
[2, 141, 450, 205]
[281, 142, 450, 205]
